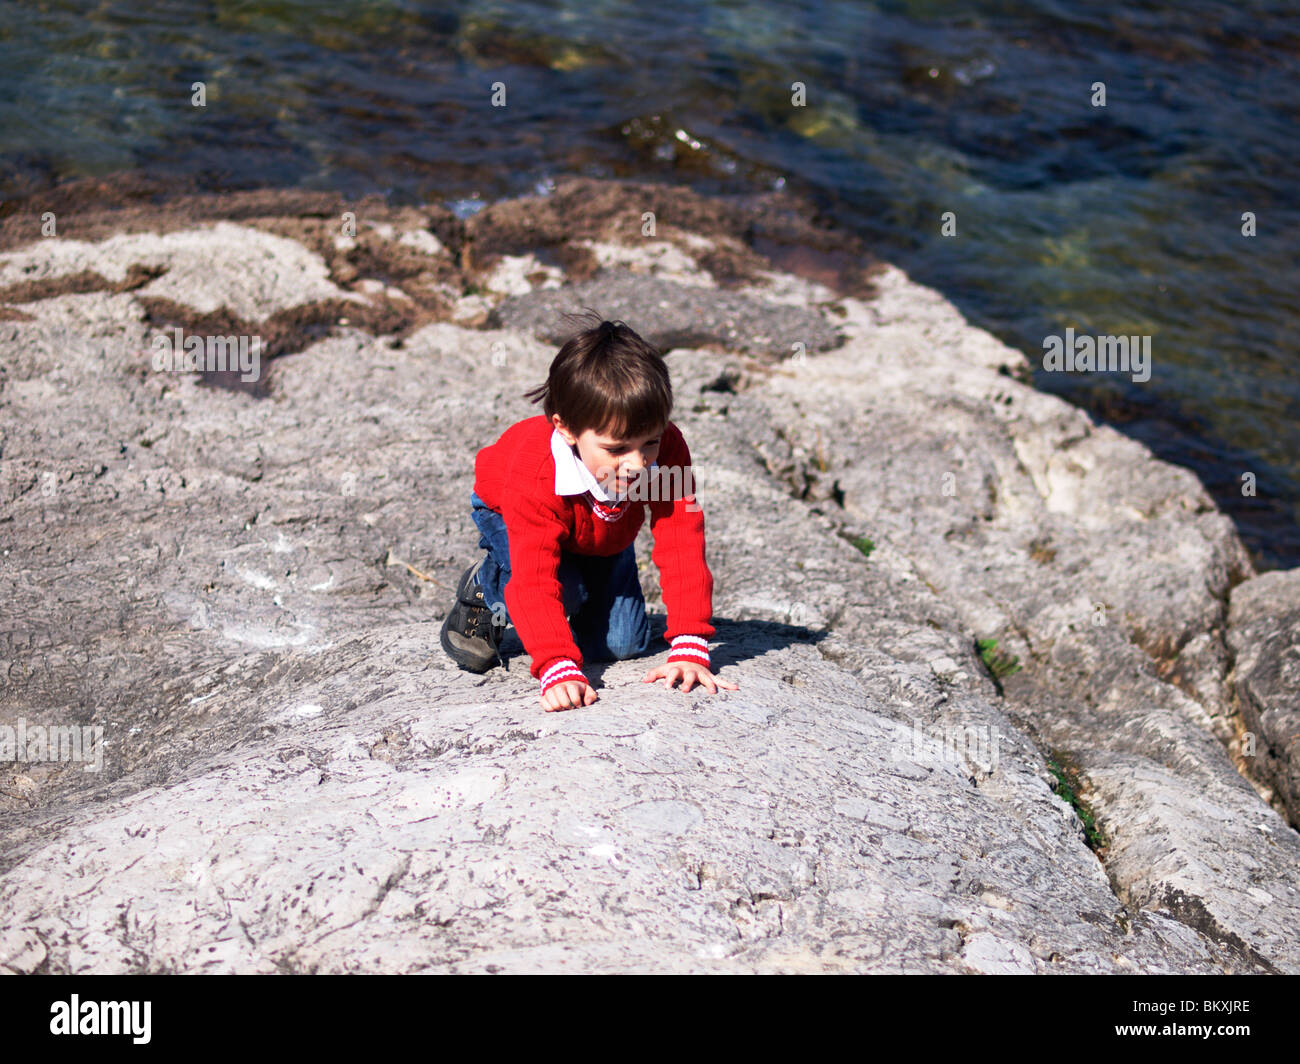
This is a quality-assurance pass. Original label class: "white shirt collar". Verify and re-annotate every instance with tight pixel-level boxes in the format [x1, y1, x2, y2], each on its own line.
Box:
[550, 428, 656, 502]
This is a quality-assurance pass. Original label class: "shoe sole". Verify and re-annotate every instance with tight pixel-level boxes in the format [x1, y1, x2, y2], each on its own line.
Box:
[440, 609, 497, 673]
[440, 561, 503, 673]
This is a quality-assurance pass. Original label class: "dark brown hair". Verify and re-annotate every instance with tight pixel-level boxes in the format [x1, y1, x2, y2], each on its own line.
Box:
[523, 307, 673, 440]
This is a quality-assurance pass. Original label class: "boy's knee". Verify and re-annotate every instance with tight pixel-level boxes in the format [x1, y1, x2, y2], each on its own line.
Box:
[608, 624, 651, 661]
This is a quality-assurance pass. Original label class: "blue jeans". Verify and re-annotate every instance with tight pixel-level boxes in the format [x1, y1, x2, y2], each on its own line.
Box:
[469, 491, 651, 662]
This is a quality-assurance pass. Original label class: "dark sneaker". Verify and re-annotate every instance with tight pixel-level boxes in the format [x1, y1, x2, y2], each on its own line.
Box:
[440, 558, 506, 672]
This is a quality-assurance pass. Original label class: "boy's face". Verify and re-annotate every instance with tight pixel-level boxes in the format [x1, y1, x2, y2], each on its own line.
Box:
[553, 415, 664, 496]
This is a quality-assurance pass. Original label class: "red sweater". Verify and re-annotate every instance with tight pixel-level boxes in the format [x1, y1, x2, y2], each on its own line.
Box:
[473, 415, 715, 692]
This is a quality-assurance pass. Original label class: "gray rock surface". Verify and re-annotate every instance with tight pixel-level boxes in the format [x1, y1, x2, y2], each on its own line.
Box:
[1, 178, 1297, 973]
[1228, 570, 1300, 827]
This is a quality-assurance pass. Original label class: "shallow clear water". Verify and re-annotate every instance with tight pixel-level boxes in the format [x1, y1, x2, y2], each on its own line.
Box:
[2, 0, 1296, 566]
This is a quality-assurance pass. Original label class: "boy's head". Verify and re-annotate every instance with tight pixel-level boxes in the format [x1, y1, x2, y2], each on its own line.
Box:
[524, 308, 672, 441]
[524, 309, 673, 497]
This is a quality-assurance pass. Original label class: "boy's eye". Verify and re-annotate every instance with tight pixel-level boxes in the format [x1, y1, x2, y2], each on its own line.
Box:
[607, 439, 659, 454]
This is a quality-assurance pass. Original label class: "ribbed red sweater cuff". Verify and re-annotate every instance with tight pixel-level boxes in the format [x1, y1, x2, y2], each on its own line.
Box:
[667, 634, 711, 669]
[539, 658, 585, 695]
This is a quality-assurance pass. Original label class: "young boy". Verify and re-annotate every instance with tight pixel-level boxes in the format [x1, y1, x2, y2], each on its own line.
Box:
[441, 310, 738, 712]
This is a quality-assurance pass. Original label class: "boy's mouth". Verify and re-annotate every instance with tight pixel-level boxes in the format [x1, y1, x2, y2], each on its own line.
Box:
[606, 469, 644, 494]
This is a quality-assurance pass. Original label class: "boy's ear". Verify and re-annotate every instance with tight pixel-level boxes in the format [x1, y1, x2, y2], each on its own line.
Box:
[552, 414, 576, 445]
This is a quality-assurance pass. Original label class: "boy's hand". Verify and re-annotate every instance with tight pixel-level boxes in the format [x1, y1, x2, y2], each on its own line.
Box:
[641, 662, 738, 694]
[540, 679, 598, 712]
